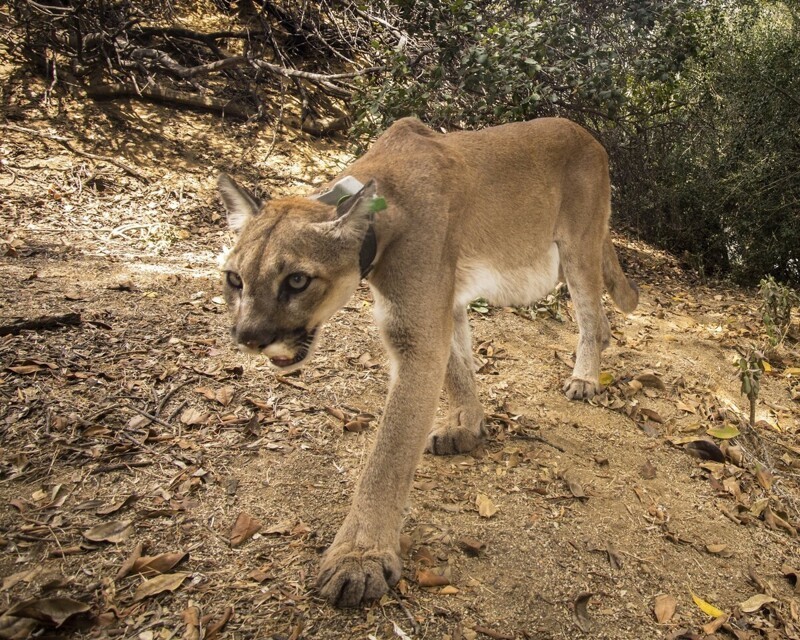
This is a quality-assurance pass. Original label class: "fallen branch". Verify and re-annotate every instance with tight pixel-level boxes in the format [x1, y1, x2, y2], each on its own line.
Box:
[0, 124, 149, 183]
[0, 312, 82, 336]
[86, 83, 256, 120]
[125, 48, 383, 96]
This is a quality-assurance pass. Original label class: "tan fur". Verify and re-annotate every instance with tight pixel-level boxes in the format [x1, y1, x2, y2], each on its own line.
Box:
[217, 117, 638, 607]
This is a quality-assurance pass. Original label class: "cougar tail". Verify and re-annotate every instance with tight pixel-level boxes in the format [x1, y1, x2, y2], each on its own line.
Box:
[602, 234, 639, 313]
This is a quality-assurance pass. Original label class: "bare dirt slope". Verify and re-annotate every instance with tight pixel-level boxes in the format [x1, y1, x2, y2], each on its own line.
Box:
[1, 68, 800, 640]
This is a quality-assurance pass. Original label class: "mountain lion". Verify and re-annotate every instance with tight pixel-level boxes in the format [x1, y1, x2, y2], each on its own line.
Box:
[217, 117, 638, 607]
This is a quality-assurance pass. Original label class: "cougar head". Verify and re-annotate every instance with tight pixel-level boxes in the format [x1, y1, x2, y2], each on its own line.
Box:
[217, 173, 376, 372]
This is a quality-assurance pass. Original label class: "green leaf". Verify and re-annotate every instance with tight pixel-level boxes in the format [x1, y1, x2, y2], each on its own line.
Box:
[707, 424, 740, 440]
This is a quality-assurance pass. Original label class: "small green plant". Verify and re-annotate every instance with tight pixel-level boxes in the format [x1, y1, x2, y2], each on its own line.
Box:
[758, 276, 798, 346]
[468, 298, 490, 314]
[737, 348, 765, 427]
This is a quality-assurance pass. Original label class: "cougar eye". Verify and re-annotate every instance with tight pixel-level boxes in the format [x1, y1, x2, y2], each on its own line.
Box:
[285, 272, 311, 292]
[226, 271, 243, 289]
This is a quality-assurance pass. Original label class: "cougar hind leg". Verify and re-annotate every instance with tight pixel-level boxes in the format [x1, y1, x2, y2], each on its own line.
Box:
[427, 306, 484, 455]
[558, 238, 608, 401]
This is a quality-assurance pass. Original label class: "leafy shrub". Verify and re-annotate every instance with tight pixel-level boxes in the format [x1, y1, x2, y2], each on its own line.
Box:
[759, 276, 799, 346]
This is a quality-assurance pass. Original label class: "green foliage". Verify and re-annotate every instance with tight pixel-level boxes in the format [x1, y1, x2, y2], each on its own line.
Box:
[759, 276, 799, 345]
[615, 2, 800, 286]
[352, 0, 704, 137]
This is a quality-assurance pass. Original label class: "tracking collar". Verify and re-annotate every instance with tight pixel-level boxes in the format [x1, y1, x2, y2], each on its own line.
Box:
[311, 176, 379, 279]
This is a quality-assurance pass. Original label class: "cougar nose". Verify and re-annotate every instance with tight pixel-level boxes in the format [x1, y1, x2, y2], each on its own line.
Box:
[236, 329, 276, 351]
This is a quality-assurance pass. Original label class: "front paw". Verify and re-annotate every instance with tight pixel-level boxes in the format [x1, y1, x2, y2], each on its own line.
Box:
[426, 407, 484, 455]
[317, 544, 402, 608]
[563, 376, 599, 400]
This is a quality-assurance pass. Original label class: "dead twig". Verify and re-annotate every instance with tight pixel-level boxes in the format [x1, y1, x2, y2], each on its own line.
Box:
[474, 626, 515, 640]
[155, 379, 195, 416]
[0, 124, 149, 183]
[127, 406, 173, 431]
[0, 312, 82, 336]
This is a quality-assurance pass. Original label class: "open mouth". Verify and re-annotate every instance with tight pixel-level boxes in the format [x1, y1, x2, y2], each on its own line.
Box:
[268, 328, 317, 369]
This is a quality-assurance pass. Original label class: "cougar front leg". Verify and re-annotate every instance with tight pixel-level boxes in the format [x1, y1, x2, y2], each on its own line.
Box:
[427, 306, 484, 455]
[317, 312, 451, 607]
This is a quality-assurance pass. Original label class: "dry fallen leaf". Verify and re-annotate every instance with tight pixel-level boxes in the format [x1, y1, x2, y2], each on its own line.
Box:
[230, 512, 262, 546]
[324, 406, 346, 422]
[721, 442, 743, 465]
[475, 494, 498, 518]
[2, 567, 42, 592]
[755, 465, 773, 491]
[0, 615, 38, 638]
[115, 542, 144, 581]
[458, 536, 487, 557]
[606, 542, 623, 570]
[561, 469, 587, 499]
[639, 408, 664, 424]
[180, 407, 209, 426]
[702, 614, 729, 635]
[781, 564, 800, 592]
[5, 597, 90, 627]
[763, 505, 797, 537]
[182, 605, 200, 640]
[676, 400, 696, 413]
[8, 365, 45, 375]
[132, 572, 189, 602]
[275, 375, 308, 390]
[653, 594, 677, 624]
[247, 564, 274, 583]
[131, 551, 189, 577]
[83, 520, 133, 544]
[416, 569, 450, 587]
[204, 605, 233, 640]
[96, 494, 138, 516]
[344, 419, 369, 432]
[215, 386, 235, 406]
[634, 372, 666, 390]
[705, 543, 732, 557]
[412, 546, 436, 566]
[356, 351, 379, 368]
[573, 592, 593, 632]
[264, 520, 292, 535]
[691, 590, 725, 618]
[739, 594, 776, 613]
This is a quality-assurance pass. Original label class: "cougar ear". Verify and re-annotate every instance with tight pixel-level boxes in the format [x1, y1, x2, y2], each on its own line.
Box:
[217, 173, 266, 233]
[328, 179, 378, 239]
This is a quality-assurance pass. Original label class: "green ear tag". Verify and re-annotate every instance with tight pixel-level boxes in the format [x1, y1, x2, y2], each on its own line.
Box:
[369, 196, 387, 213]
[337, 194, 352, 206]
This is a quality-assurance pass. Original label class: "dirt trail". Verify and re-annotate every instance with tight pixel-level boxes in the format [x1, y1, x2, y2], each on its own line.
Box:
[1, 69, 799, 640]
